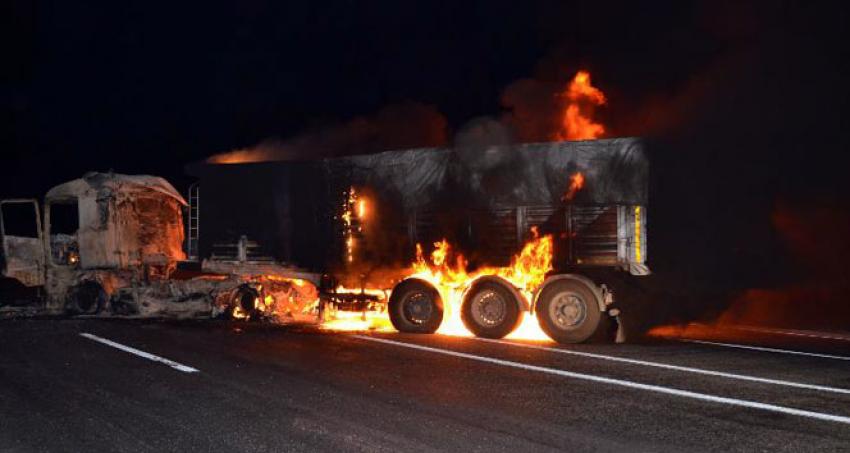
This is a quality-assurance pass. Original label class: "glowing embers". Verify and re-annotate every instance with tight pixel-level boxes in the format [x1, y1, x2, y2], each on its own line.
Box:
[555, 71, 607, 141]
[229, 277, 320, 321]
[340, 187, 369, 263]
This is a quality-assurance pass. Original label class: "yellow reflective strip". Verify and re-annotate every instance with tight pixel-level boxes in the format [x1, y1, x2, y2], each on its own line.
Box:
[634, 206, 642, 262]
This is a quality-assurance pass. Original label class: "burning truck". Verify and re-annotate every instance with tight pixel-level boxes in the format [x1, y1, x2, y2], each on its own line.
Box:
[0, 137, 648, 343]
[187, 137, 649, 343]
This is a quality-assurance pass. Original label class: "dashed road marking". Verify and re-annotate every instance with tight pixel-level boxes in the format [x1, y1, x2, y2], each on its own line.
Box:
[354, 335, 850, 425]
[80, 332, 199, 373]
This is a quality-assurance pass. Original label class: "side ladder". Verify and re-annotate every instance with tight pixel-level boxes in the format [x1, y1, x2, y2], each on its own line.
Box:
[187, 183, 200, 261]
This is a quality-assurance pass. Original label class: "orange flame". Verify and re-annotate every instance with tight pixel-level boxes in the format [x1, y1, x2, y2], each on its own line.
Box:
[556, 71, 607, 141]
[407, 227, 553, 340]
[562, 172, 585, 202]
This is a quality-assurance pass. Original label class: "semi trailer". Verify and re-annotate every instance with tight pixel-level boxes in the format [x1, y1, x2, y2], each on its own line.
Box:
[186, 137, 649, 343]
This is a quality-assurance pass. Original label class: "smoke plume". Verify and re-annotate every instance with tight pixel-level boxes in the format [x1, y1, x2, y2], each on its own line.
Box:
[208, 101, 448, 163]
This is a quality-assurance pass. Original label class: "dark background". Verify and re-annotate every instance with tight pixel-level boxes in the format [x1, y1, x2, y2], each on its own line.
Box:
[3, 1, 850, 328]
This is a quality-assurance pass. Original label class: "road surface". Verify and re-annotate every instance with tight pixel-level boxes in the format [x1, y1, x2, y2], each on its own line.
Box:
[1, 319, 849, 452]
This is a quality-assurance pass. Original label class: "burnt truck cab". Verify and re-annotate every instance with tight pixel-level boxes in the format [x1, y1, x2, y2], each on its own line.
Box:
[1, 172, 319, 318]
[1, 173, 190, 314]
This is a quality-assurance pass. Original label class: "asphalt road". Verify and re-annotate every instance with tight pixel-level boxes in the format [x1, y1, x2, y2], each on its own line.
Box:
[1, 319, 849, 452]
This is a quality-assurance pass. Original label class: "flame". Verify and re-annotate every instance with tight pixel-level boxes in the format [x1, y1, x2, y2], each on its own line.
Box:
[232, 305, 250, 320]
[334, 285, 388, 298]
[317, 227, 555, 341]
[556, 71, 607, 141]
[319, 310, 394, 332]
[406, 227, 554, 340]
[207, 148, 266, 164]
[562, 172, 585, 202]
[317, 286, 393, 332]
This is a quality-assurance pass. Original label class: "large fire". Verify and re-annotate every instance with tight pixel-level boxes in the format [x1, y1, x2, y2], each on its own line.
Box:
[556, 71, 607, 141]
[319, 227, 556, 341]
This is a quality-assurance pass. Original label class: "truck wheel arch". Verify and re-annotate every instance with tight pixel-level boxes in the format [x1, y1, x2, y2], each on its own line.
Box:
[67, 280, 107, 315]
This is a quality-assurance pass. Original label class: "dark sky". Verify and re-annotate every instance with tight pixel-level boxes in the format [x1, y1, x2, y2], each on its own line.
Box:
[4, 1, 850, 323]
[4, 0, 773, 193]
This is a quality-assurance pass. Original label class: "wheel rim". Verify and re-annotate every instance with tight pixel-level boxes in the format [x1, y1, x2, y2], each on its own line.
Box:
[548, 291, 587, 330]
[402, 291, 434, 325]
[470, 289, 508, 327]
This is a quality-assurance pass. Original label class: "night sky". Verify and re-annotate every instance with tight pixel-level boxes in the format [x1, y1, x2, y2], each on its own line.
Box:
[5, 1, 850, 325]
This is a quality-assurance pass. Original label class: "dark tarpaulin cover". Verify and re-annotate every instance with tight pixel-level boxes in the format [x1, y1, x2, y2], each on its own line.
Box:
[186, 138, 648, 269]
[325, 137, 648, 210]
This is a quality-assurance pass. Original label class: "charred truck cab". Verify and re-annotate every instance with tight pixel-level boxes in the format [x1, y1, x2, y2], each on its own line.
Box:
[0, 172, 320, 318]
[190, 137, 649, 343]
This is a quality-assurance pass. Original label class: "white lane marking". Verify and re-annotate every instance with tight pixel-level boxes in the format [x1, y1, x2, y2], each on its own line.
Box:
[682, 339, 850, 362]
[353, 335, 850, 425]
[474, 338, 850, 395]
[731, 325, 850, 342]
[80, 333, 199, 373]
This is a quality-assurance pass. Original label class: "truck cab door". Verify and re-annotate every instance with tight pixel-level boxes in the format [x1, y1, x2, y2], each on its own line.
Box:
[0, 199, 46, 286]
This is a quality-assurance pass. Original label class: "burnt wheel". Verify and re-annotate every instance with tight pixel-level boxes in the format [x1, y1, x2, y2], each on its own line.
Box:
[389, 279, 443, 334]
[535, 279, 602, 344]
[68, 281, 106, 315]
[231, 286, 260, 319]
[461, 279, 522, 339]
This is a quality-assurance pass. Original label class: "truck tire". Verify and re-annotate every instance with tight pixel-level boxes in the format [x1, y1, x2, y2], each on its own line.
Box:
[389, 279, 443, 334]
[461, 279, 522, 339]
[68, 281, 106, 315]
[535, 279, 602, 343]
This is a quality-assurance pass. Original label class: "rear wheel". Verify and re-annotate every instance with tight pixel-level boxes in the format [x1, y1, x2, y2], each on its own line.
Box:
[389, 279, 443, 334]
[535, 279, 602, 343]
[461, 279, 522, 339]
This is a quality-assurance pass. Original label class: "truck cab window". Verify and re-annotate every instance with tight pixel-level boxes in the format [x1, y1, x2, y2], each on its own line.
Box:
[0, 202, 39, 238]
[49, 201, 80, 266]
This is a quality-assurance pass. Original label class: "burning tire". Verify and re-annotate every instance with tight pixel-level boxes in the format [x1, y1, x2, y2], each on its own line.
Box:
[461, 278, 523, 339]
[535, 279, 602, 344]
[389, 279, 443, 334]
[230, 285, 260, 320]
